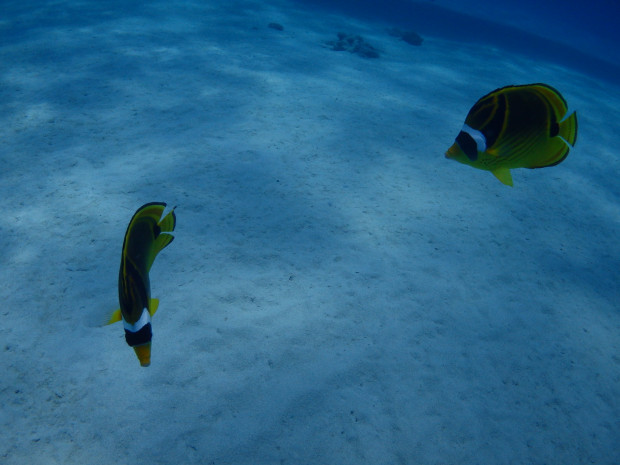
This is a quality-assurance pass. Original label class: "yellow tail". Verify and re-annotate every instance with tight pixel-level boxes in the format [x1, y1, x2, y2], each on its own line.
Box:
[131, 202, 176, 272]
[153, 206, 176, 255]
[559, 111, 578, 147]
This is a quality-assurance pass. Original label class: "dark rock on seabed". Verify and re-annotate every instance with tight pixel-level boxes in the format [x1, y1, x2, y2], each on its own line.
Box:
[325, 32, 380, 58]
[387, 27, 423, 46]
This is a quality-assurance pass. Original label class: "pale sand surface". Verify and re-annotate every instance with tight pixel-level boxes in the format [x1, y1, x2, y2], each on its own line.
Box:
[1, 1, 618, 464]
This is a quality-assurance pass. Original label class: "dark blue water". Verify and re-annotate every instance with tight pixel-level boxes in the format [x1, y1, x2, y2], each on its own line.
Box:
[297, 0, 620, 83]
[4, 0, 617, 82]
[1, 1, 618, 464]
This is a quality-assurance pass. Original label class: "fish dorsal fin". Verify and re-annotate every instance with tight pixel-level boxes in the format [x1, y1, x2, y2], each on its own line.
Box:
[106, 309, 123, 325]
[492, 168, 514, 186]
[122, 202, 176, 273]
[534, 84, 578, 148]
[532, 83, 568, 116]
[149, 298, 159, 317]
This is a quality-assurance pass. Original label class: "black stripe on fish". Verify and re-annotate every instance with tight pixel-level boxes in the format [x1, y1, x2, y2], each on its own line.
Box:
[550, 122, 560, 137]
[456, 131, 478, 161]
[484, 92, 506, 149]
[125, 323, 152, 347]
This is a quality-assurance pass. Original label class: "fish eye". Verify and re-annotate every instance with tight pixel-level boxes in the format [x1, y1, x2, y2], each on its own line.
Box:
[455, 131, 478, 161]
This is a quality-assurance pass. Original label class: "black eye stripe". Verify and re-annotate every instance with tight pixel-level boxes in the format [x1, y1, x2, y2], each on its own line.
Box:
[456, 131, 478, 161]
[124, 323, 152, 347]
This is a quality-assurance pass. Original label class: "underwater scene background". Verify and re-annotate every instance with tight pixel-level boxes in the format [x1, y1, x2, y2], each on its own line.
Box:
[1, 0, 618, 464]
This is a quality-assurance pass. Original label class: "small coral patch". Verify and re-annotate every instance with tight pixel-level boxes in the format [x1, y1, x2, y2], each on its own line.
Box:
[325, 33, 380, 58]
[387, 28, 423, 46]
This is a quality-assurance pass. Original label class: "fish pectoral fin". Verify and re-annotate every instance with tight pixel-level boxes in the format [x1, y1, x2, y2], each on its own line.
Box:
[149, 298, 159, 317]
[106, 309, 123, 325]
[492, 168, 514, 186]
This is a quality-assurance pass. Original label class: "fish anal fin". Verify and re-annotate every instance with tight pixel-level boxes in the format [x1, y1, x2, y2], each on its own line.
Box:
[149, 298, 159, 317]
[492, 168, 514, 186]
[106, 309, 123, 325]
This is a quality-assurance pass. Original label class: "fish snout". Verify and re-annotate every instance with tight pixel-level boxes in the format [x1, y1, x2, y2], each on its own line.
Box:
[133, 342, 152, 367]
[445, 143, 459, 159]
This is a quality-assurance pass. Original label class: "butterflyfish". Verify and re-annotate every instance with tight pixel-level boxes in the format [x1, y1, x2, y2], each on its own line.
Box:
[107, 202, 176, 367]
[445, 83, 578, 186]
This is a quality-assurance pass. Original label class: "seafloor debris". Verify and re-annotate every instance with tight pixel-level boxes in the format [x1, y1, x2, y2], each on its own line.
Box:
[387, 27, 423, 46]
[268, 22, 284, 31]
[325, 32, 380, 58]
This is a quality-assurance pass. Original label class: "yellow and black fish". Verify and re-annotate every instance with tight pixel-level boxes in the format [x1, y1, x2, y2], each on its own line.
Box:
[445, 83, 578, 186]
[107, 202, 176, 367]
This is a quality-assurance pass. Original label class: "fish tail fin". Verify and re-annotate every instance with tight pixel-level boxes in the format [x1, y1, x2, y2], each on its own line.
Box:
[135, 203, 176, 272]
[149, 298, 159, 317]
[534, 84, 578, 147]
[157, 205, 176, 232]
[153, 205, 176, 255]
[558, 111, 578, 147]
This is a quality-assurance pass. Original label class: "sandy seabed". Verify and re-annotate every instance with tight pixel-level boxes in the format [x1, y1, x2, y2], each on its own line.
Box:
[1, 1, 619, 464]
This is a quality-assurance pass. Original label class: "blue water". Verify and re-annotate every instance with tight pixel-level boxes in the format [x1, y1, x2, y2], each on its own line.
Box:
[3, 0, 618, 80]
[1, 1, 619, 464]
[298, 0, 620, 83]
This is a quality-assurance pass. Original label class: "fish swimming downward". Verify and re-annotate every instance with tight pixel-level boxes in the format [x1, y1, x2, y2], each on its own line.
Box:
[445, 83, 578, 186]
[107, 202, 176, 367]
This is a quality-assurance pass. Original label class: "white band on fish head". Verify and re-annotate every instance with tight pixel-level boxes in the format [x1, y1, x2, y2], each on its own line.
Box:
[122, 307, 151, 332]
[461, 124, 487, 153]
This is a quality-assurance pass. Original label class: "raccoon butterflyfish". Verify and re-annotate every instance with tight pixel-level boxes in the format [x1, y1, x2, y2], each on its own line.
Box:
[445, 83, 578, 186]
[106, 202, 176, 367]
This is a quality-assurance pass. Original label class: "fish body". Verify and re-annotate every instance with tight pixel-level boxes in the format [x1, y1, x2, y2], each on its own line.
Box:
[108, 202, 176, 366]
[446, 83, 578, 186]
